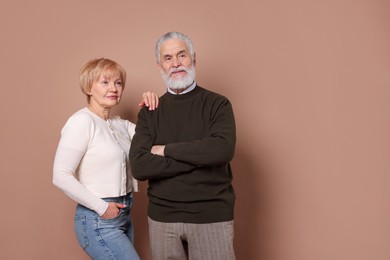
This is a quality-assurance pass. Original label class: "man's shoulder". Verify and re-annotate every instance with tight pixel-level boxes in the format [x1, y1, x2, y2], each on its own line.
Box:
[197, 85, 230, 102]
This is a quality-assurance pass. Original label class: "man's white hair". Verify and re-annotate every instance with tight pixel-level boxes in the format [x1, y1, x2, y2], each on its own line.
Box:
[155, 32, 195, 63]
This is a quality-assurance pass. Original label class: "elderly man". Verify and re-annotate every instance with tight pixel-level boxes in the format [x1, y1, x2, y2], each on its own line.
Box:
[130, 31, 236, 260]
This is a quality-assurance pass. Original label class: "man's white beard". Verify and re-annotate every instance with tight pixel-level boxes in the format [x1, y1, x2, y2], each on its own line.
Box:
[161, 65, 196, 90]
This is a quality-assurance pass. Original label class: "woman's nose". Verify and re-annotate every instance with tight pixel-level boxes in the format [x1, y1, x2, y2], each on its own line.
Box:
[109, 82, 118, 91]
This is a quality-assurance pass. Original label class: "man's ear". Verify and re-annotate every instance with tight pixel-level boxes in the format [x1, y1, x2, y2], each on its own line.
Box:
[193, 53, 196, 66]
[156, 61, 163, 71]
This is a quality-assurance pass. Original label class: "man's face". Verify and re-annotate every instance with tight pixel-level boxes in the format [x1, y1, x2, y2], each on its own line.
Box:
[158, 38, 195, 90]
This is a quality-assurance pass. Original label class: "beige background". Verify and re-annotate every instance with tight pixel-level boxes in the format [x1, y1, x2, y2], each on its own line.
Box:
[1, 0, 389, 259]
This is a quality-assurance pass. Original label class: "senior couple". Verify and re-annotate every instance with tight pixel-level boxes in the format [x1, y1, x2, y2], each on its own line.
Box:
[53, 31, 236, 260]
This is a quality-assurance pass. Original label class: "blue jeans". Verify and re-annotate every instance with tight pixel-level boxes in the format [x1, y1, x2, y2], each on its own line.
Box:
[74, 193, 140, 260]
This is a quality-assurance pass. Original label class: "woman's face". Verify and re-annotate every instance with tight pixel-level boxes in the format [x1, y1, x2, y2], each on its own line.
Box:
[88, 71, 124, 109]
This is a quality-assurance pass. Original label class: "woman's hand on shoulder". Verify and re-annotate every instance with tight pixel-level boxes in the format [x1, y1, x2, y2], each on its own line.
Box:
[139, 91, 159, 110]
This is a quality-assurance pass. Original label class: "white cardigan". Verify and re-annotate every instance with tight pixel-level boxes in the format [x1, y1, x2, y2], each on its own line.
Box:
[53, 107, 138, 216]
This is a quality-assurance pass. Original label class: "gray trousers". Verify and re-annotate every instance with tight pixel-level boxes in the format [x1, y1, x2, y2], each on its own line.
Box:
[148, 217, 236, 260]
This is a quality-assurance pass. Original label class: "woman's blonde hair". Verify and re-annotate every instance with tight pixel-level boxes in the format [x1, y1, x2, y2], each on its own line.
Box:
[79, 58, 127, 102]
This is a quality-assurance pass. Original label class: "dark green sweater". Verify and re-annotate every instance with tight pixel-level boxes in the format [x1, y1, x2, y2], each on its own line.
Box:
[130, 86, 236, 223]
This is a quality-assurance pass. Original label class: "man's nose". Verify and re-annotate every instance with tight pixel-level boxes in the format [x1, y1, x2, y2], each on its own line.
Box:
[172, 57, 182, 67]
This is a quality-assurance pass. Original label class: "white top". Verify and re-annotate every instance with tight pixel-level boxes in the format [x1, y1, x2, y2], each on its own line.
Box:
[53, 107, 138, 216]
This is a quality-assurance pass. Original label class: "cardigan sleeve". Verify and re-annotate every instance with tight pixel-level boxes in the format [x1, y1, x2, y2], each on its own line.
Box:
[52, 114, 108, 216]
[123, 119, 139, 192]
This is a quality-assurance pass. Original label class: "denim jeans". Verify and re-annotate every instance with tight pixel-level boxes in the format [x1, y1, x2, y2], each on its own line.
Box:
[74, 193, 140, 260]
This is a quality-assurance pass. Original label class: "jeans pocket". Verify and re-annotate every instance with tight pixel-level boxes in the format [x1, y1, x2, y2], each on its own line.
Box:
[74, 215, 89, 250]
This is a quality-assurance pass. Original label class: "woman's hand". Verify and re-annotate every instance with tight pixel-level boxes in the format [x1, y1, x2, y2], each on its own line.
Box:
[101, 202, 126, 219]
[139, 91, 159, 110]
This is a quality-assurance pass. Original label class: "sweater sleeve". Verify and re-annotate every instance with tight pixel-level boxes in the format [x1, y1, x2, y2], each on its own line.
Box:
[164, 98, 236, 166]
[130, 108, 196, 181]
[52, 114, 108, 216]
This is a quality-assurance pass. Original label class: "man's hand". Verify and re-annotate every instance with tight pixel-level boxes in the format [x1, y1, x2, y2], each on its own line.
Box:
[101, 202, 126, 219]
[139, 91, 159, 110]
[151, 145, 165, 156]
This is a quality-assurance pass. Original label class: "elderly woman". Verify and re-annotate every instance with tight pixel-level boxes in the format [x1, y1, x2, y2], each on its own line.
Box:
[53, 58, 158, 260]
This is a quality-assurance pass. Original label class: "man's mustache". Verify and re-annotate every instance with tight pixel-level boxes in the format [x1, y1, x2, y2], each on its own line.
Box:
[169, 67, 188, 76]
